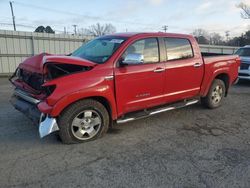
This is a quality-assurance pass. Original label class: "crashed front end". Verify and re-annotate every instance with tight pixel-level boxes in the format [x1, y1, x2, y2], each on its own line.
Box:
[9, 53, 95, 138]
[10, 88, 59, 138]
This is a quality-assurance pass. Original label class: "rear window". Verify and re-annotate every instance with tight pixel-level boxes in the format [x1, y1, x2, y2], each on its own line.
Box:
[164, 38, 193, 61]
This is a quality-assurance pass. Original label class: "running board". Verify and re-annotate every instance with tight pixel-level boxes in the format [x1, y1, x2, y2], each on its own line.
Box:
[116, 99, 199, 124]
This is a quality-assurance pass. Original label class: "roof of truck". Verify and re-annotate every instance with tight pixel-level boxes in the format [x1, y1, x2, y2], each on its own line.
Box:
[106, 32, 193, 38]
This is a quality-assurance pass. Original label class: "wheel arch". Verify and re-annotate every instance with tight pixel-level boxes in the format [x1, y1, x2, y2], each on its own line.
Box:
[215, 73, 230, 96]
[50, 93, 117, 121]
[89, 96, 113, 125]
[201, 70, 230, 97]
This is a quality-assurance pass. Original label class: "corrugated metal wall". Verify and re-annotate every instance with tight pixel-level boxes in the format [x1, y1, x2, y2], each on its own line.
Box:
[0, 29, 240, 75]
[0, 30, 93, 75]
[199, 44, 238, 55]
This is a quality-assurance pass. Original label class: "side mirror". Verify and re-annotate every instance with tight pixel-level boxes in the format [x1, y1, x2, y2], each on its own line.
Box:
[121, 53, 144, 65]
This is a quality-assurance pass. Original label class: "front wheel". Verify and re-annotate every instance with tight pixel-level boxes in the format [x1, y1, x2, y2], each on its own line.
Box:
[201, 79, 226, 109]
[58, 99, 109, 144]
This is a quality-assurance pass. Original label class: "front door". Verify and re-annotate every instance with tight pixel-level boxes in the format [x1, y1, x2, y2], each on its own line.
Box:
[114, 38, 165, 115]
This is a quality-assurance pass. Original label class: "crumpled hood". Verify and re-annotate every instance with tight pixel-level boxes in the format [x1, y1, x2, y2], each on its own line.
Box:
[18, 53, 96, 73]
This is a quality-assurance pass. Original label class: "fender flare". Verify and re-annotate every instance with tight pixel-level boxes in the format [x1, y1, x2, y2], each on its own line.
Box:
[50, 88, 118, 120]
[201, 68, 230, 97]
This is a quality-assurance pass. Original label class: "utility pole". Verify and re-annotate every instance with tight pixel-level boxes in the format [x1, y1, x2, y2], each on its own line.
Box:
[81, 28, 84, 36]
[225, 31, 230, 41]
[9, 1, 16, 31]
[162, 25, 168, 32]
[72, 24, 77, 35]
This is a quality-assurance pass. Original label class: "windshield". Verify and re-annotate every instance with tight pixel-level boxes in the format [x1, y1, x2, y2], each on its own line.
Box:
[235, 48, 250, 57]
[71, 37, 127, 64]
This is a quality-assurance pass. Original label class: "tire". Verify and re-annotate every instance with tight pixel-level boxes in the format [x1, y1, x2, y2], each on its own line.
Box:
[58, 99, 109, 144]
[201, 79, 226, 109]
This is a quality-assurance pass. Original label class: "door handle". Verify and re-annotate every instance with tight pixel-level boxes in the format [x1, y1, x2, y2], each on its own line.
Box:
[104, 76, 114, 80]
[153, 68, 165, 73]
[193, 63, 202, 68]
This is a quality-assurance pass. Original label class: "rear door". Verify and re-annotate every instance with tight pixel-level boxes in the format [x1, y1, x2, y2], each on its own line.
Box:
[114, 38, 165, 115]
[163, 37, 204, 103]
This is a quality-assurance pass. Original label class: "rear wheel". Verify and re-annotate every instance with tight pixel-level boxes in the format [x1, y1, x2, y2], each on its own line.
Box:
[58, 99, 109, 144]
[201, 79, 226, 109]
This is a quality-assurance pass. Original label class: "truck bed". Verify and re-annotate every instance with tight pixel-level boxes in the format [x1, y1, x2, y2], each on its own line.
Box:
[199, 54, 240, 98]
[201, 52, 233, 57]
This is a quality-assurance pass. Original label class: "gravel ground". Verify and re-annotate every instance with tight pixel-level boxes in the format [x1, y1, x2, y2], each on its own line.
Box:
[0, 78, 250, 188]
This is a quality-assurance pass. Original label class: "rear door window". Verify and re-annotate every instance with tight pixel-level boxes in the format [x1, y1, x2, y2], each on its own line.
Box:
[164, 38, 193, 61]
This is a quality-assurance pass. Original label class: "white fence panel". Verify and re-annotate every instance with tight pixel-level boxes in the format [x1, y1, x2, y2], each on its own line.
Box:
[0, 29, 241, 75]
[199, 45, 239, 54]
[0, 29, 92, 75]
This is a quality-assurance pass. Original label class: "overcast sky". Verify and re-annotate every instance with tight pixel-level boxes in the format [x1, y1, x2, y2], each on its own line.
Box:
[0, 0, 249, 38]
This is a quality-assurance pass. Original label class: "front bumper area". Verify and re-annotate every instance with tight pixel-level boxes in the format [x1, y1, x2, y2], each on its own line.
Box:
[10, 89, 59, 138]
[39, 113, 59, 138]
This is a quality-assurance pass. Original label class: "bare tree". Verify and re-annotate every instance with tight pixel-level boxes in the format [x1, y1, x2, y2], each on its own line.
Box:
[210, 33, 223, 45]
[237, 2, 250, 19]
[192, 29, 210, 44]
[192, 28, 209, 38]
[86, 23, 116, 37]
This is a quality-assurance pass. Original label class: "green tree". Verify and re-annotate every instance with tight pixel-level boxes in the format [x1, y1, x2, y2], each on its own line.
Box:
[226, 30, 250, 46]
[34, 26, 55, 33]
[34, 26, 45, 33]
[45, 26, 55, 34]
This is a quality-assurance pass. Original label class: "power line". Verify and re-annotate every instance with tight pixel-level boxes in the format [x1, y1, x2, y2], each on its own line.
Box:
[0, 22, 68, 33]
[14, 1, 96, 19]
[13, 1, 158, 27]
[1, 0, 247, 37]
[3, 0, 171, 33]
[0, 22, 34, 28]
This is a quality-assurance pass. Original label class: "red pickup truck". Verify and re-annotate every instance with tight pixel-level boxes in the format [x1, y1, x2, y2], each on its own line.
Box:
[10, 32, 240, 144]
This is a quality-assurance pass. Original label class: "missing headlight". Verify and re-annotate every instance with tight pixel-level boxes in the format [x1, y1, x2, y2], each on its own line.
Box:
[45, 63, 91, 80]
[42, 85, 56, 96]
